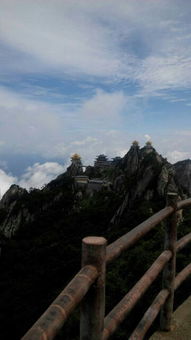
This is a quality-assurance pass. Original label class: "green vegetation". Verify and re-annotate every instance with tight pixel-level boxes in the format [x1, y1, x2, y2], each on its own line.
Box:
[0, 148, 190, 340]
[0, 188, 190, 339]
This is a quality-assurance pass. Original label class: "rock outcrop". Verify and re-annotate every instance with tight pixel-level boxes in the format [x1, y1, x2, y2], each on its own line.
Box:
[0, 175, 75, 238]
[0, 184, 27, 209]
[0, 185, 31, 238]
[120, 141, 140, 175]
[110, 143, 181, 225]
[174, 159, 191, 196]
[157, 165, 178, 197]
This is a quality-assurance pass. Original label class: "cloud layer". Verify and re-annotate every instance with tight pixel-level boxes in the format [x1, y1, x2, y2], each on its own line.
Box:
[1, 0, 191, 94]
[0, 162, 66, 197]
[0, 86, 130, 157]
[0, 169, 17, 197]
[18, 162, 66, 190]
[0, 0, 190, 187]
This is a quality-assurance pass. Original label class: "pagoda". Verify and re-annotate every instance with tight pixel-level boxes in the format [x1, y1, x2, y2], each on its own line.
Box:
[94, 154, 111, 168]
[71, 153, 82, 167]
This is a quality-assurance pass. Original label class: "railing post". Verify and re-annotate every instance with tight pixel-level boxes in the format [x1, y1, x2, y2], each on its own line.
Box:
[160, 192, 178, 331]
[80, 236, 107, 340]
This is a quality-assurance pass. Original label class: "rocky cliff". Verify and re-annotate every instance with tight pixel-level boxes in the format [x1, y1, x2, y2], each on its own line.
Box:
[111, 142, 181, 224]
[174, 159, 191, 196]
[0, 174, 74, 238]
[0, 143, 189, 238]
[0, 185, 30, 238]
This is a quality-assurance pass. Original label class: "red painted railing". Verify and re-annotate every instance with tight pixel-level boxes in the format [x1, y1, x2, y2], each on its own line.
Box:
[22, 193, 191, 340]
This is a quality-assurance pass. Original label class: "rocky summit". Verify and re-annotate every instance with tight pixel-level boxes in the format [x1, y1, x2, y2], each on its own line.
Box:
[0, 142, 190, 238]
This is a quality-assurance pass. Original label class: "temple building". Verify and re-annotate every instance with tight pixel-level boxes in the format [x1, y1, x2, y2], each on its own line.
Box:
[71, 153, 82, 167]
[132, 140, 139, 147]
[94, 154, 112, 168]
[66, 153, 83, 176]
[144, 140, 154, 153]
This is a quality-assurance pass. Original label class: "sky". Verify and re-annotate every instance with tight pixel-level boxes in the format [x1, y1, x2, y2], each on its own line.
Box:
[0, 0, 191, 196]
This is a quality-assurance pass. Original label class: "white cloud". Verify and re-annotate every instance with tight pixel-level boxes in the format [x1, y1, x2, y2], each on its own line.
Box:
[0, 86, 66, 155]
[0, 169, 17, 197]
[144, 134, 152, 142]
[0, 0, 126, 78]
[18, 162, 65, 190]
[1, 0, 191, 96]
[71, 137, 98, 146]
[136, 55, 191, 95]
[0, 161, 66, 197]
[0, 86, 132, 159]
[166, 150, 190, 163]
[81, 90, 127, 123]
[0, 85, 190, 178]
[147, 130, 191, 164]
[118, 149, 129, 157]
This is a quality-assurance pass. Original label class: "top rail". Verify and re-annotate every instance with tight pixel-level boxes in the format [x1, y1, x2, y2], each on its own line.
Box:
[106, 206, 174, 263]
[21, 265, 98, 340]
[177, 198, 191, 210]
[103, 250, 172, 340]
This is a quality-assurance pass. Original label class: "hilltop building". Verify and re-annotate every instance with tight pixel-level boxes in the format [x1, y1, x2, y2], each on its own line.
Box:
[71, 153, 82, 167]
[132, 140, 139, 148]
[94, 154, 122, 169]
[74, 175, 89, 185]
[144, 140, 154, 154]
[94, 154, 112, 168]
[67, 153, 83, 176]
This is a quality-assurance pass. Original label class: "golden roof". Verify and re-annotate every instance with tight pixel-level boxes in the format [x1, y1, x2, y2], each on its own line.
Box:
[71, 153, 81, 160]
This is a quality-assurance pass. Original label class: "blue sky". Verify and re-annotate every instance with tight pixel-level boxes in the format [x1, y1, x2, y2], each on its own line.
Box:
[0, 0, 191, 195]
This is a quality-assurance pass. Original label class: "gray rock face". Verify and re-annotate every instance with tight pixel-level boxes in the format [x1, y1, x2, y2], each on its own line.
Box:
[113, 175, 126, 192]
[111, 146, 180, 225]
[174, 159, 191, 196]
[0, 185, 31, 238]
[0, 206, 33, 238]
[0, 175, 75, 238]
[133, 166, 155, 200]
[0, 184, 27, 209]
[66, 163, 83, 177]
[157, 165, 178, 197]
[157, 166, 169, 197]
[121, 144, 140, 175]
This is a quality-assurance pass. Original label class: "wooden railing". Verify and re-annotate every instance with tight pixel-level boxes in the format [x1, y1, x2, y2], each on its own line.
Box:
[22, 193, 191, 340]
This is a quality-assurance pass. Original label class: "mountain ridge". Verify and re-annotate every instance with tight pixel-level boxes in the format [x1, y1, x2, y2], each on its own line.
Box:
[0, 142, 190, 238]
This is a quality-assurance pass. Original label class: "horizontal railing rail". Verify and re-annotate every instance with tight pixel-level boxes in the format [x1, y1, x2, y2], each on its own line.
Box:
[102, 250, 172, 339]
[22, 265, 98, 339]
[106, 206, 174, 264]
[102, 231, 191, 340]
[129, 263, 191, 340]
[22, 194, 191, 340]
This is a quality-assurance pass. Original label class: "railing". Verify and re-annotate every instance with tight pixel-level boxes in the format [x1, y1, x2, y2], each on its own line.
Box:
[22, 193, 191, 340]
